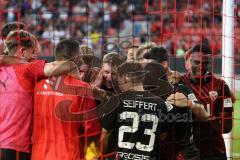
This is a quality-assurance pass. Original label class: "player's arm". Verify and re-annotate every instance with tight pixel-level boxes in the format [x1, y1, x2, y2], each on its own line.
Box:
[219, 111, 232, 134]
[188, 101, 210, 121]
[0, 56, 81, 78]
[218, 84, 235, 133]
[100, 122, 115, 155]
[43, 60, 80, 77]
[100, 128, 110, 154]
[0, 55, 27, 66]
[167, 92, 209, 121]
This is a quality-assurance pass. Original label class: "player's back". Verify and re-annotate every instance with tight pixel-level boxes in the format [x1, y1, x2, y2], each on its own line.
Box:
[102, 90, 169, 160]
[32, 75, 99, 160]
[0, 61, 45, 153]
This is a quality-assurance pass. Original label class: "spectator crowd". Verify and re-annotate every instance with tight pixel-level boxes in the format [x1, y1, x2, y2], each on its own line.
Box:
[0, 0, 240, 58]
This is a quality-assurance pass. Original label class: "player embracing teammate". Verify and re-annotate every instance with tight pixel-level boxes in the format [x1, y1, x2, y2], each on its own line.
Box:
[101, 62, 171, 160]
[180, 43, 235, 160]
[0, 21, 235, 160]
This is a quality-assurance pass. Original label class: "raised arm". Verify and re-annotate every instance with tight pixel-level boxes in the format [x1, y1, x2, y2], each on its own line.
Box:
[43, 60, 81, 77]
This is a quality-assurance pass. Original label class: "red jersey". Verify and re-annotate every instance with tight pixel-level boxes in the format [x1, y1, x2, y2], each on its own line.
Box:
[0, 60, 46, 152]
[181, 73, 234, 158]
[32, 75, 100, 160]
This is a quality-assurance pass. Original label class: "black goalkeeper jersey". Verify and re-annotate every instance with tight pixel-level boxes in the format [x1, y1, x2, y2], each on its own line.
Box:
[150, 83, 200, 160]
[102, 90, 170, 160]
[150, 82, 197, 147]
[168, 83, 197, 148]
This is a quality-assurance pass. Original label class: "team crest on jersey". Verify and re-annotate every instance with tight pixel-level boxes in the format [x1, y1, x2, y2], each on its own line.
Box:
[209, 91, 218, 101]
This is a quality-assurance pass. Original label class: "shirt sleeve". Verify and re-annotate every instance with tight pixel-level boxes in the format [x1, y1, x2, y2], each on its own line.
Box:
[217, 82, 234, 114]
[25, 60, 46, 81]
[223, 82, 236, 103]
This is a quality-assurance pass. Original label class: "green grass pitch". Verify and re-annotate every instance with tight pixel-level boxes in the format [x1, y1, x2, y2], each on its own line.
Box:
[233, 92, 240, 159]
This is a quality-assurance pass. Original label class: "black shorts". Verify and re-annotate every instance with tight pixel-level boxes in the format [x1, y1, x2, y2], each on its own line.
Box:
[0, 148, 30, 160]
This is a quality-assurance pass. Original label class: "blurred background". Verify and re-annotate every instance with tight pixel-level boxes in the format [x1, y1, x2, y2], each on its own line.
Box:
[0, 0, 240, 58]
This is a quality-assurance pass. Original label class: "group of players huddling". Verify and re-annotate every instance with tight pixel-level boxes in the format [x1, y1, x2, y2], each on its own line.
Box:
[0, 22, 235, 160]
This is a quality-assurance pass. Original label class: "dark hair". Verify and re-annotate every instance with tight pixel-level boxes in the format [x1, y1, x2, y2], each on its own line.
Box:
[117, 62, 144, 79]
[82, 54, 102, 67]
[2, 22, 25, 39]
[5, 30, 35, 55]
[189, 43, 211, 55]
[54, 39, 80, 60]
[144, 46, 169, 63]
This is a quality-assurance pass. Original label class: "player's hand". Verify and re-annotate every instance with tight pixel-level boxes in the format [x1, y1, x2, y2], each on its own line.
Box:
[90, 69, 104, 88]
[168, 70, 181, 85]
[127, 52, 135, 62]
[166, 92, 188, 107]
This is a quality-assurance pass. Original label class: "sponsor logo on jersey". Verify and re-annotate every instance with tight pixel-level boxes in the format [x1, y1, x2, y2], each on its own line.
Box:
[118, 151, 150, 160]
[36, 79, 63, 96]
[209, 91, 218, 101]
[36, 91, 63, 96]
